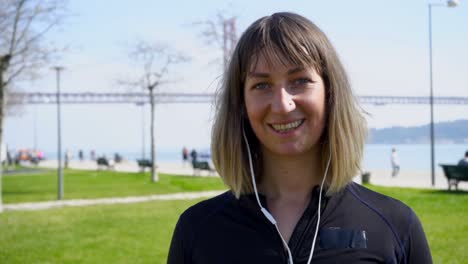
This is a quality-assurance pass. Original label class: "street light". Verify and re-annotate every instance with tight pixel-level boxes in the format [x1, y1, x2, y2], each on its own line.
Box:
[135, 101, 146, 159]
[428, 0, 458, 186]
[52, 66, 64, 199]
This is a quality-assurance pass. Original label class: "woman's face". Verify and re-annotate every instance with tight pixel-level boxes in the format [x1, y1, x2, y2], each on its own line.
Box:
[243, 53, 326, 157]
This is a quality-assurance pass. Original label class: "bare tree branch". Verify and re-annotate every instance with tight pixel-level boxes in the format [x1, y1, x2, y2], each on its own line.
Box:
[1, 0, 68, 210]
[4, 63, 26, 87]
[123, 41, 189, 91]
[193, 11, 237, 70]
[193, 20, 222, 47]
[116, 79, 145, 89]
[118, 40, 189, 183]
[8, 0, 24, 54]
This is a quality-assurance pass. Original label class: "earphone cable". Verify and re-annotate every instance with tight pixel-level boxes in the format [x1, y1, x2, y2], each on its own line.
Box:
[306, 151, 331, 264]
[242, 128, 331, 264]
[242, 129, 294, 264]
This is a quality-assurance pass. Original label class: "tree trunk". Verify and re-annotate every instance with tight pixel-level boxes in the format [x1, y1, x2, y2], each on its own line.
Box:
[0, 55, 11, 213]
[149, 87, 158, 182]
[0, 70, 4, 213]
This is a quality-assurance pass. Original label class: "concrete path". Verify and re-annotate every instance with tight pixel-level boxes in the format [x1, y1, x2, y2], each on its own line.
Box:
[36, 159, 218, 177]
[36, 159, 467, 190]
[355, 168, 468, 191]
[2, 190, 225, 212]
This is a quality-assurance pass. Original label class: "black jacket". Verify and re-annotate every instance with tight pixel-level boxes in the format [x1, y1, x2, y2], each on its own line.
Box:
[168, 182, 432, 263]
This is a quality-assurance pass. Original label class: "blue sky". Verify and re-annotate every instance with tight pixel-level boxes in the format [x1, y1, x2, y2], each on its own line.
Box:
[5, 0, 468, 155]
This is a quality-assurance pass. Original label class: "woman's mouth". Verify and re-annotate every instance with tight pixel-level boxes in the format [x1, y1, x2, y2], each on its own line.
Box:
[269, 119, 305, 133]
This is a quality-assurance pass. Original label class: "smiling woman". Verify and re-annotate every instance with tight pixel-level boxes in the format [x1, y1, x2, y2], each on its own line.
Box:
[168, 12, 432, 264]
[244, 60, 326, 159]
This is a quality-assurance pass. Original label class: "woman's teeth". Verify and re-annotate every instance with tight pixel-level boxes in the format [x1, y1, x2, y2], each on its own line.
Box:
[271, 120, 303, 133]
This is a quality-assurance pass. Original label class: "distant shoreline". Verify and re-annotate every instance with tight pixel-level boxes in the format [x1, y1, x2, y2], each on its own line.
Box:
[368, 119, 468, 144]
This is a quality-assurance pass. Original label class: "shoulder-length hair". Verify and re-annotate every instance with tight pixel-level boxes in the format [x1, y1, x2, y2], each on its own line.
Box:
[211, 12, 367, 198]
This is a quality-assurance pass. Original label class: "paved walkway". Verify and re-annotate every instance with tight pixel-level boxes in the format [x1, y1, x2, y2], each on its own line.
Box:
[355, 169, 468, 191]
[2, 160, 465, 213]
[2, 190, 225, 212]
[37, 159, 467, 190]
[36, 159, 218, 177]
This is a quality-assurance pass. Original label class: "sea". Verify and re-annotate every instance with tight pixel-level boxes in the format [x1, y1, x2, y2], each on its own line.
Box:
[44, 144, 467, 171]
[361, 144, 467, 170]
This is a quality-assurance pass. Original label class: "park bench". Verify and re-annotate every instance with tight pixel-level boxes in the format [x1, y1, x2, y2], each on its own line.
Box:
[439, 164, 468, 190]
[97, 157, 114, 170]
[192, 160, 215, 176]
[137, 159, 153, 172]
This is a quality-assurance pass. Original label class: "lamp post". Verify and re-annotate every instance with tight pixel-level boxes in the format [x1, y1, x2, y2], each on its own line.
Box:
[53, 66, 64, 199]
[428, 0, 458, 186]
[33, 105, 37, 151]
[136, 101, 146, 159]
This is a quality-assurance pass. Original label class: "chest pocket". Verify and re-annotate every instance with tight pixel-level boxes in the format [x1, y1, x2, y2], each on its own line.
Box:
[318, 227, 367, 249]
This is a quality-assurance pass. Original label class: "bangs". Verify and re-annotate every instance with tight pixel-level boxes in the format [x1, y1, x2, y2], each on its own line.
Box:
[240, 12, 324, 79]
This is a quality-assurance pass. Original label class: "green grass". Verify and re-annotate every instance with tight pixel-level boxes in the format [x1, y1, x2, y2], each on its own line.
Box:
[0, 199, 202, 264]
[2, 164, 27, 172]
[0, 171, 466, 263]
[2, 169, 227, 203]
[365, 185, 468, 264]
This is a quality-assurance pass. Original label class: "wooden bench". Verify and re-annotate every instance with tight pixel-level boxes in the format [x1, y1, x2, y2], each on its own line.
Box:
[439, 164, 468, 190]
[137, 159, 153, 172]
[97, 157, 114, 170]
[192, 160, 215, 176]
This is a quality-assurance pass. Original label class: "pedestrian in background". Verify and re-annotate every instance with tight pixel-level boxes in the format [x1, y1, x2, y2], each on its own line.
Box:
[458, 150, 468, 166]
[391, 148, 400, 177]
[64, 149, 72, 169]
[182, 146, 189, 166]
[78, 149, 84, 161]
[190, 149, 198, 164]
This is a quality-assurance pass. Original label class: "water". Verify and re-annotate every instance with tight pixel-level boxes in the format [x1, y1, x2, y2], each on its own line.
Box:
[43, 144, 467, 171]
[363, 144, 467, 171]
[43, 148, 212, 163]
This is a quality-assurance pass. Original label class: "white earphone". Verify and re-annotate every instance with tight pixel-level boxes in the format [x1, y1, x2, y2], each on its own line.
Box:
[242, 128, 331, 264]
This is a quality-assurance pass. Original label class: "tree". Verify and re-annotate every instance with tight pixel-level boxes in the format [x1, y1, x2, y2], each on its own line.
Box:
[122, 41, 188, 182]
[193, 12, 237, 70]
[0, 0, 67, 212]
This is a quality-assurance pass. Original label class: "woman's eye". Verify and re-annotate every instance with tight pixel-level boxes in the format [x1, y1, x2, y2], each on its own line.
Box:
[253, 82, 270, 90]
[293, 78, 311, 86]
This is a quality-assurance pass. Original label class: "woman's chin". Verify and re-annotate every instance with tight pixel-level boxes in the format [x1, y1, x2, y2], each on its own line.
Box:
[266, 144, 313, 157]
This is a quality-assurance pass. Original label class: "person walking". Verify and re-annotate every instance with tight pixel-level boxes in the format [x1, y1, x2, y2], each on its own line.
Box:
[64, 149, 72, 169]
[182, 146, 189, 167]
[190, 149, 198, 163]
[78, 149, 84, 161]
[391, 148, 400, 177]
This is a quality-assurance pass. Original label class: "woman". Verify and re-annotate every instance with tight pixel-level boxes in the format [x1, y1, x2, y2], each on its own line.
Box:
[168, 12, 432, 264]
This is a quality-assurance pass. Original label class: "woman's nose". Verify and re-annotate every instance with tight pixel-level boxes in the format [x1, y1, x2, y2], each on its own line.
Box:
[271, 87, 295, 113]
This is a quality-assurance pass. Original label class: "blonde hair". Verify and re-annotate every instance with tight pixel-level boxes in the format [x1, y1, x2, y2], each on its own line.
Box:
[211, 12, 367, 198]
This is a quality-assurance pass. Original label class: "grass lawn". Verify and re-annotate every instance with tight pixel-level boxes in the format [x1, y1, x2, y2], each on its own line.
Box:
[0, 198, 202, 263]
[366, 185, 468, 264]
[0, 171, 466, 263]
[2, 169, 227, 203]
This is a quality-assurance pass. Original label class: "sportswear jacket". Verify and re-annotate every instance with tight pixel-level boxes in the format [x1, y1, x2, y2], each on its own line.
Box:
[168, 182, 432, 263]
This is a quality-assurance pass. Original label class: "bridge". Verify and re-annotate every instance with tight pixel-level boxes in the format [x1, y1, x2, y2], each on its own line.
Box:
[7, 92, 468, 105]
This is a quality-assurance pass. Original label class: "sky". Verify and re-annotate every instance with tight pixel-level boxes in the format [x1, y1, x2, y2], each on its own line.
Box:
[5, 0, 468, 155]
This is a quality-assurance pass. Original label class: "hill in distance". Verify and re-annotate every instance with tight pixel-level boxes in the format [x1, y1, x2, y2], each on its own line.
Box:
[368, 119, 468, 144]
